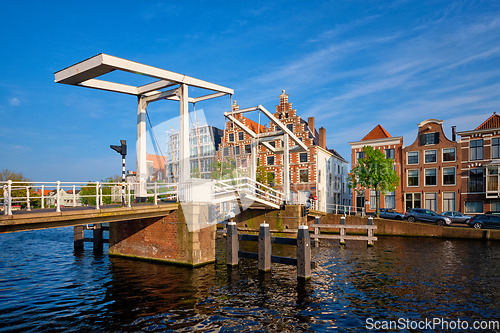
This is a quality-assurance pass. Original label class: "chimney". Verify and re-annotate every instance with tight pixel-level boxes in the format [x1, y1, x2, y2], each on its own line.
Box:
[308, 117, 315, 137]
[319, 127, 326, 149]
[451, 126, 456, 141]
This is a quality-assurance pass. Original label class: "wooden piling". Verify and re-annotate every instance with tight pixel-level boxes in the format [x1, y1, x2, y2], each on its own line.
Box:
[339, 216, 346, 245]
[258, 223, 271, 272]
[367, 217, 374, 246]
[74, 225, 84, 250]
[93, 223, 103, 254]
[313, 216, 320, 247]
[227, 222, 238, 265]
[297, 225, 311, 279]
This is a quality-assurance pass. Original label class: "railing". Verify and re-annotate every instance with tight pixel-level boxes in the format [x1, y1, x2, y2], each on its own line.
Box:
[0, 180, 180, 215]
[325, 203, 365, 216]
[214, 177, 283, 206]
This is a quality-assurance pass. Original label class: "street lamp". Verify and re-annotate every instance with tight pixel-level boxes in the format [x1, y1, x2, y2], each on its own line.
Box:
[110, 140, 127, 206]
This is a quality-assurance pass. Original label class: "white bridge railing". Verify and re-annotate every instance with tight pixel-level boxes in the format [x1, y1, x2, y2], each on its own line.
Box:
[1, 177, 287, 216]
[214, 177, 283, 206]
[1, 180, 180, 216]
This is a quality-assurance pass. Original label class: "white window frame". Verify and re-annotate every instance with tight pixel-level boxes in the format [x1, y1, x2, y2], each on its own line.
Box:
[424, 192, 437, 211]
[442, 166, 456, 186]
[442, 147, 456, 162]
[424, 149, 437, 164]
[407, 151, 419, 165]
[442, 192, 456, 212]
[407, 168, 419, 187]
[424, 168, 437, 187]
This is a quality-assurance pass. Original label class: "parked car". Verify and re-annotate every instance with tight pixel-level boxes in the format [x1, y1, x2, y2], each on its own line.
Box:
[440, 211, 473, 224]
[467, 214, 500, 229]
[378, 208, 404, 220]
[404, 208, 452, 226]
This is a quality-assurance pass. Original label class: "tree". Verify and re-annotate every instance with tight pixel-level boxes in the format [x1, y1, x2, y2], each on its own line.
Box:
[348, 146, 400, 218]
[210, 158, 237, 180]
[0, 169, 33, 208]
[79, 176, 122, 206]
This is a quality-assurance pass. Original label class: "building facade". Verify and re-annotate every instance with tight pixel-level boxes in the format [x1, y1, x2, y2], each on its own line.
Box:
[349, 125, 404, 214]
[165, 124, 223, 183]
[402, 119, 461, 213]
[217, 91, 350, 212]
[457, 112, 500, 214]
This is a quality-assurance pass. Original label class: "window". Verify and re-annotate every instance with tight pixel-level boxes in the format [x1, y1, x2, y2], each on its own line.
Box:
[385, 148, 395, 160]
[300, 153, 308, 162]
[241, 159, 247, 168]
[245, 144, 251, 154]
[370, 190, 377, 209]
[491, 201, 500, 211]
[425, 150, 437, 163]
[385, 191, 395, 209]
[299, 169, 308, 183]
[443, 192, 456, 211]
[465, 201, 483, 213]
[269, 141, 276, 148]
[223, 147, 229, 156]
[424, 193, 437, 211]
[405, 193, 421, 211]
[356, 151, 365, 161]
[233, 146, 240, 156]
[408, 169, 419, 186]
[228, 133, 234, 142]
[407, 151, 419, 164]
[443, 148, 456, 162]
[470, 139, 483, 161]
[493, 138, 500, 159]
[443, 167, 456, 185]
[285, 112, 289, 118]
[287, 124, 293, 132]
[469, 168, 484, 192]
[420, 132, 439, 145]
[238, 132, 244, 141]
[425, 168, 437, 186]
[267, 156, 274, 165]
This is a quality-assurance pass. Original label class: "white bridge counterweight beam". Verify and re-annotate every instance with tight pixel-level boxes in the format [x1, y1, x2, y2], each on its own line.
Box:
[179, 84, 190, 185]
[137, 97, 148, 198]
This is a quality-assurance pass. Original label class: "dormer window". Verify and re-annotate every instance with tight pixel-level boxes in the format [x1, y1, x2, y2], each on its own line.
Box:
[420, 132, 439, 145]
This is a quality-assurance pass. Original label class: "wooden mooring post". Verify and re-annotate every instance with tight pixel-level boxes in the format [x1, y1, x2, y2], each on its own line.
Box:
[73, 224, 109, 252]
[227, 222, 315, 279]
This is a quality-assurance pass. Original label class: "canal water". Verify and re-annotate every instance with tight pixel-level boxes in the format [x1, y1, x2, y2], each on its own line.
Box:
[1, 227, 499, 332]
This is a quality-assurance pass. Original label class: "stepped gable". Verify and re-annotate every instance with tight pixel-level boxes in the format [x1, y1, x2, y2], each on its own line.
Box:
[475, 112, 500, 130]
[361, 124, 391, 141]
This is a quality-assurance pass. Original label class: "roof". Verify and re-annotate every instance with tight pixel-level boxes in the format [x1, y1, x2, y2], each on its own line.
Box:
[244, 116, 267, 133]
[146, 153, 167, 170]
[361, 125, 391, 141]
[476, 113, 500, 130]
[328, 148, 348, 163]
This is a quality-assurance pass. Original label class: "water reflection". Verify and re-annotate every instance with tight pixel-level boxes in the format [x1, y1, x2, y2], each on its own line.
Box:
[1, 229, 500, 332]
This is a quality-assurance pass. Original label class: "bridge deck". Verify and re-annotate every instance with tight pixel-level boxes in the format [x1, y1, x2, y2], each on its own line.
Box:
[0, 203, 178, 233]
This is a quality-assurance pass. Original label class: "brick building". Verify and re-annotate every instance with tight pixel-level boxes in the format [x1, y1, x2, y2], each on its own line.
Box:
[402, 119, 461, 213]
[217, 91, 350, 212]
[457, 112, 500, 214]
[349, 125, 404, 214]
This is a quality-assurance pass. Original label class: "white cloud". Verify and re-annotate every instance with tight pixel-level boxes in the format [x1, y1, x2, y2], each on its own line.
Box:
[9, 98, 20, 106]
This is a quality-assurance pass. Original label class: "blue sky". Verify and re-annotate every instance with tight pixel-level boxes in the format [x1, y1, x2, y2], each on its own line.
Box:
[2, 0, 500, 181]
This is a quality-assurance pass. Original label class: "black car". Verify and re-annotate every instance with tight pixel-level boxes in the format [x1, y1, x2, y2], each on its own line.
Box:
[467, 214, 500, 229]
[404, 208, 452, 226]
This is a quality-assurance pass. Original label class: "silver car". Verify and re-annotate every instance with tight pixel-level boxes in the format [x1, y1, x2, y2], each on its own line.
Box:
[440, 211, 472, 223]
[379, 208, 404, 220]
